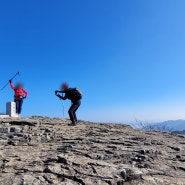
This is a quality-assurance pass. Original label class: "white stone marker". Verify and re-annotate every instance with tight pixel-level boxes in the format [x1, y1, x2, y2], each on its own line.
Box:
[6, 102, 19, 118]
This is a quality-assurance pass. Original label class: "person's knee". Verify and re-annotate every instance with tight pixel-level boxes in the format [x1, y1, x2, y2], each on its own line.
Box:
[68, 109, 73, 115]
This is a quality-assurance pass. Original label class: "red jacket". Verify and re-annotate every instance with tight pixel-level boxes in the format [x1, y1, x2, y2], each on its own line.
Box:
[10, 83, 28, 100]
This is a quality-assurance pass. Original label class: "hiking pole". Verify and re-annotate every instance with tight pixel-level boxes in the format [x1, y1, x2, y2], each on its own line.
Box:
[61, 99, 65, 118]
[1, 72, 20, 90]
[60, 92, 65, 118]
[55, 90, 65, 118]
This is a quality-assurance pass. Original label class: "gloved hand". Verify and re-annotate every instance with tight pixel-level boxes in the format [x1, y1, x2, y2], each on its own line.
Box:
[9, 79, 12, 83]
[57, 94, 62, 99]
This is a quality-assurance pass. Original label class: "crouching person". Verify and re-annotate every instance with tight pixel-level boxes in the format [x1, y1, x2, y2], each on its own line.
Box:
[55, 82, 82, 126]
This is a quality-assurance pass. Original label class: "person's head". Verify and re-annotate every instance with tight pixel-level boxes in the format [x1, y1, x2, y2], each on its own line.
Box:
[16, 82, 23, 89]
[61, 82, 69, 91]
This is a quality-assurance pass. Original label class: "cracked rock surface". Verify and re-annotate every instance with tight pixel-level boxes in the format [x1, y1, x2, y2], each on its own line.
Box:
[0, 116, 185, 185]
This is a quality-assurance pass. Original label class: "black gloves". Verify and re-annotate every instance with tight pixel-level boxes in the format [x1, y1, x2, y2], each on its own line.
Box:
[55, 90, 63, 99]
[9, 79, 12, 83]
[57, 95, 62, 99]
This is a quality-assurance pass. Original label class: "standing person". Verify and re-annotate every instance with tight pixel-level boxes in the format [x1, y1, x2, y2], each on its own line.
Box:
[55, 83, 82, 126]
[9, 80, 28, 116]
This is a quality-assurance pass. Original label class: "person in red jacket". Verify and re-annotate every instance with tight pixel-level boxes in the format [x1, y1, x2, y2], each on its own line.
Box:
[9, 80, 28, 115]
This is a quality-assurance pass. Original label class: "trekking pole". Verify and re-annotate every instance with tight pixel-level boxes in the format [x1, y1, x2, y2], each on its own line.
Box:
[60, 93, 65, 118]
[55, 90, 65, 118]
[1, 72, 20, 90]
[61, 99, 65, 118]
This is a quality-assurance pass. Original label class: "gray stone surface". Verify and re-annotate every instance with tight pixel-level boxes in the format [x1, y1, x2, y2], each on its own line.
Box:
[0, 116, 185, 185]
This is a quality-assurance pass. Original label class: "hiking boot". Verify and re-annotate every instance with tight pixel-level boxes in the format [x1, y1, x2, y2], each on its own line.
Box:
[68, 122, 76, 126]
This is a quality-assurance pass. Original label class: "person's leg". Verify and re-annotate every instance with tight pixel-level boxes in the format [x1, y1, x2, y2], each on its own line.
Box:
[73, 101, 81, 123]
[15, 100, 19, 114]
[74, 112, 77, 123]
[18, 100, 23, 114]
[68, 101, 80, 125]
[68, 105, 73, 123]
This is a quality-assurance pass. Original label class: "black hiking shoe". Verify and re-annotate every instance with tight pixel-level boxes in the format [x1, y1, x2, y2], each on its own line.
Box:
[68, 122, 76, 126]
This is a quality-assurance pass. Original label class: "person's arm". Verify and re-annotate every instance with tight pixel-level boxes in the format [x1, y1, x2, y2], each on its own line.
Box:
[9, 81, 16, 90]
[22, 89, 28, 98]
[57, 93, 67, 100]
[55, 90, 67, 100]
[61, 93, 67, 100]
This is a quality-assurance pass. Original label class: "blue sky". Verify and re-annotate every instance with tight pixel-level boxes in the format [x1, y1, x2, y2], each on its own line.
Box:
[1, 0, 185, 123]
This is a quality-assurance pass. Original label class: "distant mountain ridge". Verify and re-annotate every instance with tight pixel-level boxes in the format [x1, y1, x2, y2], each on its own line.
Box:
[172, 130, 185, 135]
[154, 119, 185, 131]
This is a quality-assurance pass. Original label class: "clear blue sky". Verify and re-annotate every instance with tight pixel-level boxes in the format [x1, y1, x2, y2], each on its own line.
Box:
[1, 0, 185, 123]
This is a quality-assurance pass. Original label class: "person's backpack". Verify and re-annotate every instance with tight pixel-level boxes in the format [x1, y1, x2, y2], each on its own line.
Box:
[71, 88, 82, 100]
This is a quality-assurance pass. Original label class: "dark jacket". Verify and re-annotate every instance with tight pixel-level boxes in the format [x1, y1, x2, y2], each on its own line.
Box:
[59, 88, 81, 103]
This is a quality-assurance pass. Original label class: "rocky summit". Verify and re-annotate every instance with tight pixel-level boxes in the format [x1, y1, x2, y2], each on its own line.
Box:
[0, 117, 185, 185]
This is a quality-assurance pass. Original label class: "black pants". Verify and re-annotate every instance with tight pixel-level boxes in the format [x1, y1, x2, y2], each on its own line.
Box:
[68, 101, 81, 124]
[14, 99, 23, 114]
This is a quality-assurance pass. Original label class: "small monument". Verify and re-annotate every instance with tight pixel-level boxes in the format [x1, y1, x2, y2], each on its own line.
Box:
[0, 102, 19, 118]
[6, 102, 19, 118]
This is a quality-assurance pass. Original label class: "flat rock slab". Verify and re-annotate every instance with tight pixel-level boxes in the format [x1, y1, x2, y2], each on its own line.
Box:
[1, 118, 40, 126]
[0, 116, 185, 185]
